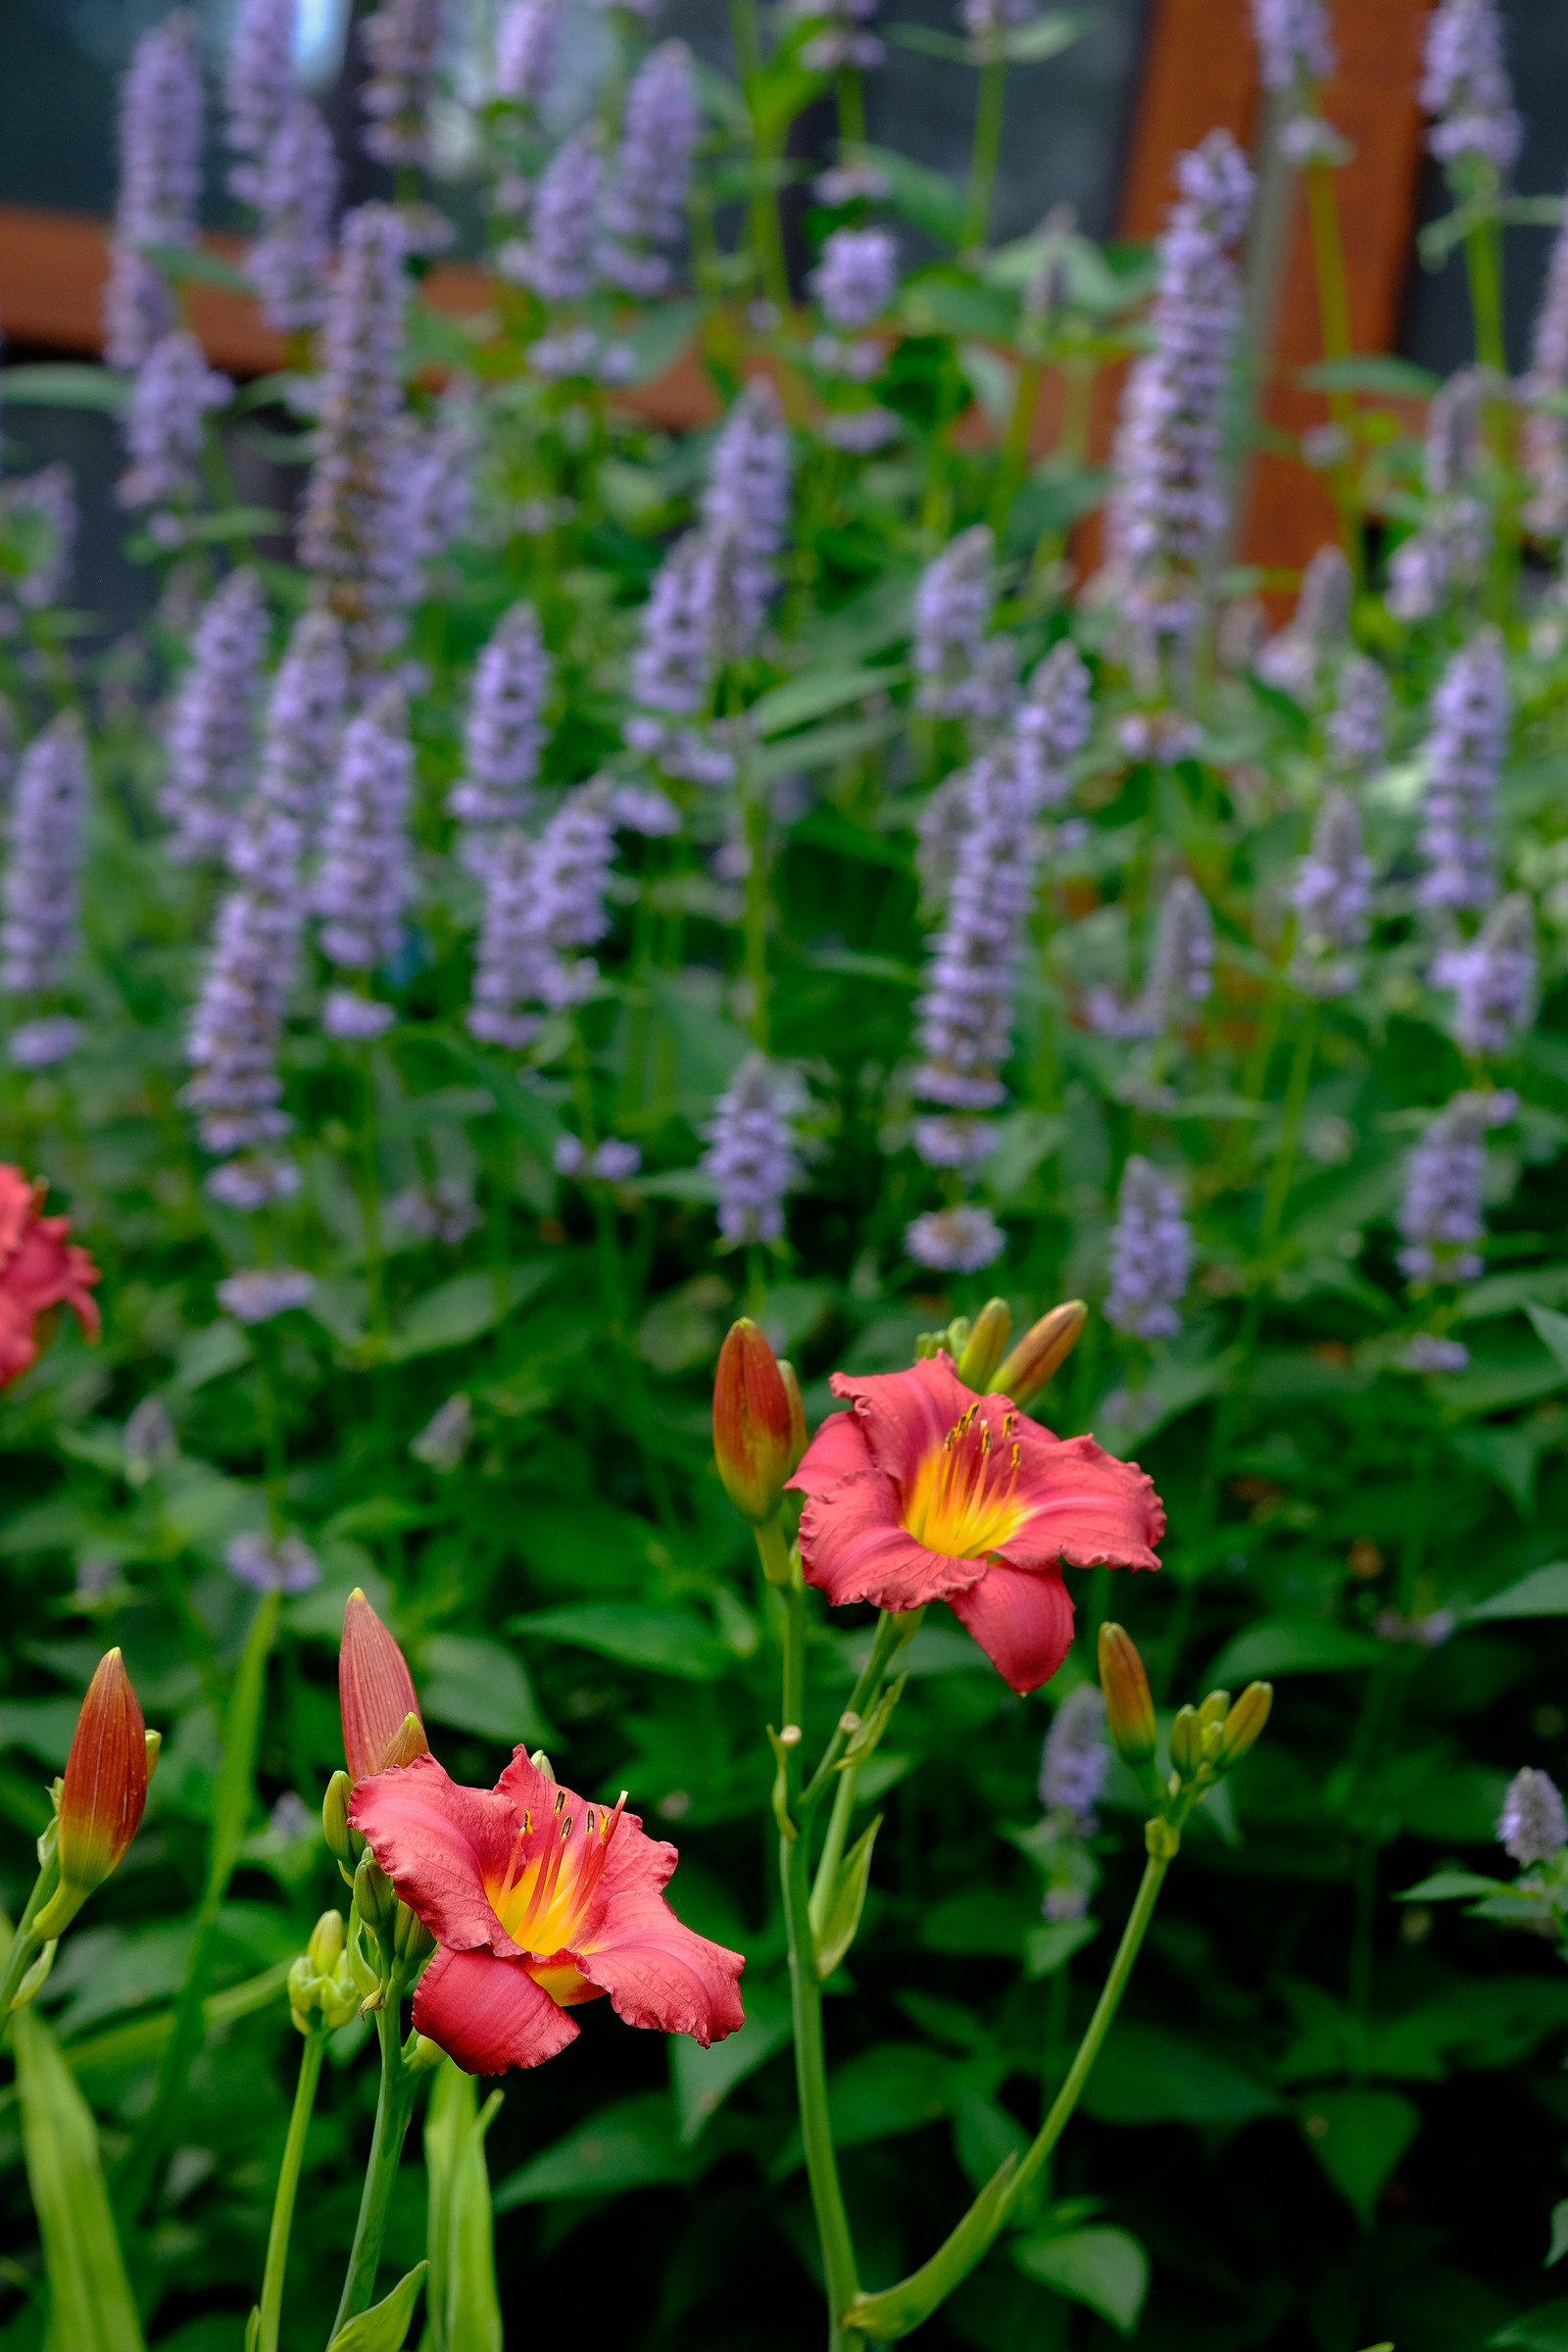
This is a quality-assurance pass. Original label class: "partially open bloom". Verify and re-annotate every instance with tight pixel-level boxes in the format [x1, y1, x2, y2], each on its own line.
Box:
[35, 1648, 154, 1936]
[712, 1317, 805, 1523]
[789, 1354, 1163, 1693]
[340, 1586, 429, 1783]
[351, 1749, 746, 2074]
[0, 1166, 100, 1387]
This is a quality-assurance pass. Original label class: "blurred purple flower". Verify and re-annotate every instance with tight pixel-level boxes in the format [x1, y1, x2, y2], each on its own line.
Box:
[161, 570, 269, 865]
[1105, 1156, 1190, 1339]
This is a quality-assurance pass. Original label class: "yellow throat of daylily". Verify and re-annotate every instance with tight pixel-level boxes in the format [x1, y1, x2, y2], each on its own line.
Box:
[488, 1788, 625, 1958]
[900, 1402, 1033, 1560]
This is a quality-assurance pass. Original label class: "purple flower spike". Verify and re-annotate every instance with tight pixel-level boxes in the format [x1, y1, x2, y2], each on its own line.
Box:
[1291, 788, 1372, 994]
[905, 1203, 1005, 1272]
[316, 688, 415, 972]
[225, 1531, 320, 1592]
[1040, 1683, 1108, 1832]
[703, 1053, 805, 1246]
[503, 127, 602, 301]
[466, 783, 617, 1047]
[1498, 1767, 1568, 1866]
[1397, 1087, 1511, 1284]
[1, 713, 90, 1002]
[249, 100, 338, 334]
[1421, 0, 1520, 178]
[1105, 1155, 1191, 1339]
[361, 0, 443, 169]
[162, 570, 269, 866]
[467, 828, 548, 1050]
[914, 525, 998, 720]
[1149, 874, 1214, 1015]
[809, 227, 899, 329]
[1418, 630, 1508, 913]
[225, 0, 300, 205]
[1250, 0, 1333, 93]
[1104, 130, 1253, 674]
[786, 0, 884, 70]
[496, 0, 559, 106]
[451, 602, 552, 841]
[1434, 890, 1537, 1056]
[599, 42, 701, 298]
[299, 203, 410, 656]
[626, 532, 733, 785]
[116, 331, 231, 521]
[181, 801, 304, 1176]
[1328, 654, 1390, 775]
[1524, 209, 1568, 538]
[1255, 544, 1350, 705]
[105, 11, 205, 368]
[256, 610, 350, 836]
[700, 380, 793, 653]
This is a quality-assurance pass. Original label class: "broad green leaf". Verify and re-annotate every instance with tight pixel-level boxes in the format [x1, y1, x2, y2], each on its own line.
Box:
[14, 2001, 147, 2352]
[386, 1264, 554, 1360]
[141, 240, 253, 292]
[1547, 2201, 1568, 2269]
[845, 2155, 1018, 2341]
[669, 1977, 793, 2144]
[514, 1602, 730, 1680]
[1298, 354, 1442, 397]
[1466, 1562, 1568, 1619]
[1206, 1620, 1386, 1684]
[1494, 2305, 1568, 2352]
[771, 2043, 949, 2179]
[326, 2262, 428, 2351]
[1396, 1869, 1508, 1902]
[1400, 1765, 1511, 1844]
[424, 2061, 503, 2352]
[1015, 2226, 1150, 2335]
[171, 1319, 253, 1390]
[1527, 1301, 1568, 1373]
[1025, 1916, 1099, 1978]
[749, 664, 905, 739]
[1456, 1265, 1568, 1322]
[882, 21, 972, 61]
[1298, 2087, 1419, 2224]
[493, 2090, 686, 2208]
[921, 1886, 1037, 1960]
[849, 142, 966, 247]
[616, 297, 702, 386]
[176, 506, 285, 543]
[1004, 10, 1094, 64]
[755, 710, 903, 780]
[0, 363, 129, 412]
[814, 1812, 882, 1979]
[421, 1632, 554, 1746]
[1081, 2023, 1284, 2127]
[0, 1696, 82, 1766]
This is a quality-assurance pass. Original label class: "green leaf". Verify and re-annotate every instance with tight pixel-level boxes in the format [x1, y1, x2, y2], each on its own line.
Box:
[1298, 354, 1442, 397]
[881, 22, 974, 62]
[0, 364, 129, 412]
[325, 2261, 428, 2351]
[13, 2001, 147, 2352]
[1494, 2304, 1568, 2352]
[1527, 1301, 1568, 1374]
[513, 1602, 730, 1680]
[1466, 1562, 1568, 1619]
[386, 1265, 554, 1361]
[141, 240, 253, 292]
[669, 1977, 793, 2144]
[1298, 2087, 1419, 2224]
[175, 506, 284, 543]
[1206, 1620, 1386, 1684]
[421, 1632, 554, 1747]
[1547, 2201, 1568, 2269]
[845, 2155, 1018, 2341]
[772, 2043, 950, 2179]
[921, 1886, 1038, 1960]
[615, 298, 703, 387]
[424, 2062, 503, 2352]
[1080, 2023, 1284, 2127]
[1025, 1916, 1100, 1977]
[749, 664, 905, 739]
[814, 1812, 882, 1980]
[1396, 1869, 1509, 1902]
[1014, 2226, 1150, 2335]
[492, 2090, 686, 2207]
[1003, 9, 1094, 63]
[850, 142, 967, 248]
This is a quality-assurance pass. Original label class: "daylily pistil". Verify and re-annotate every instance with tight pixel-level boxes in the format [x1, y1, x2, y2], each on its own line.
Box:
[486, 1789, 628, 1983]
[901, 1401, 1031, 1559]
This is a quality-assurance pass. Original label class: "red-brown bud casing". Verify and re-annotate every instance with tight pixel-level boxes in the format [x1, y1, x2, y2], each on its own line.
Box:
[1098, 1622, 1157, 1771]
[777, 1359, 808, 1477]
[339, 1588, 428, 1784]
[713, 1318, 799, 1523]
[36, 1649, 148, 1935]
[989, 1299, 1089, 1409]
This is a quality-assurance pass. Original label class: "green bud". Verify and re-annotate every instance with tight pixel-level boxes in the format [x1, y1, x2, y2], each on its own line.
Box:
[1198, 1690, 1230, 1731]
[407, 2033, 448, 2075]
[319, 1964, 360, 2031]
[956, 1298, 1012, 1390]
[322, 1770, 357, 1878]
[1217, 1681, 1273, 1768]
[308, 1909, 346, 1977]
[354, 1850, 397, 1936]
[1099, 1623, 1157, 1771]
[1169, 1704, 1203, 1782]
[394, 1901, 436, 1971]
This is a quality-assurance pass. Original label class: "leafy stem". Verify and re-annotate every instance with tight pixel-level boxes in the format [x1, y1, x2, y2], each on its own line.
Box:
[256, 2023, 325, 2352]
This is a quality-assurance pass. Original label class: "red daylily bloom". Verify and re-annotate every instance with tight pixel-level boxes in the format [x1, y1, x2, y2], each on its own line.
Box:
[788, 1353, 1164, 1694]
[350, 1749, 745, 2077]
[0, 1165, 99, 1388]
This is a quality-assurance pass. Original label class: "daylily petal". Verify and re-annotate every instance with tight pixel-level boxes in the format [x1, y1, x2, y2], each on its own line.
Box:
[787, 1404, 870, 1496]
[570, 1891, 745, 2044]
[996, 1431, 1165, 1573]
[797, 1468, 987, 1608]
[350, 1754, 521, 1954]
[948, 1562, 1076, 1695]
[414, 1944, 580, 2076]
[828, 1354, 976, 1488]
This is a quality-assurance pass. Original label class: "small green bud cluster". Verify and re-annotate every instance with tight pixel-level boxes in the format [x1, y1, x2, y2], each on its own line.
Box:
[287, 1910, 360, 2034]
[1099, 1623, 1272, 1850]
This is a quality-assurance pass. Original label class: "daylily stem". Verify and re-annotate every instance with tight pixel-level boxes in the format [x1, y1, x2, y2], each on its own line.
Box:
[802, 1607, 913, 1813]
[332, 1995, 418, 2333]
[258, 2024, 324, 2352]
[779, 1575, 863, 2351]
[0, 1847, 60, 2021]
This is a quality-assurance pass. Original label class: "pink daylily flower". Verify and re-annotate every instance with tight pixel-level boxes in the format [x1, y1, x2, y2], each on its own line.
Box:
[350, 1749, 745, 2076]
[788, 1354, 1164, 1694]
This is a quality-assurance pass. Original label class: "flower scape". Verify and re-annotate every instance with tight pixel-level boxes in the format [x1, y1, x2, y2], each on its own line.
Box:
[2, 0, 1568, 2343]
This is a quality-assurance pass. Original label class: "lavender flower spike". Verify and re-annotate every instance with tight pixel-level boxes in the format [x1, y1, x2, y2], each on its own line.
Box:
[299, 204, 410, 653]
[1103, 130, 1253, 673]
[451, 602, 552, 839]
[1291, 789, 1372, 993]
[502, 128, 602, 302]
[316, 687, 415, 975]
[105, 11, 205, 368]
[225, 0, 300, 205]
[249, 100, 338, 335]
[466, 829, 548, 1049]
[257, 609, 350, 832]
[496, 0, 559, 106]
[361, 0, 443, 169]
[1149, 874, 1214, 1017]
[1418, 629, 1508, 912]
[1523, 197, 1568, 538]
[704, 1054, 804, 1246]
[1397, 1087, 1512, 1284]
[1, 713, 90, 1004]
[1435, 890, 1537, 1057]
[116, 331, 231, 522]
[466, 782, 617, 1046]
[1040, 1684, 1108, 1833]
[181, 801, 304, 1190]
[810, 227, 899, 329]
[914, 524, 996, 719]
[1498, 1767, 1568, 1866]
[1328, 653, 1390, 775]
[1014, 639, 1094, 808]
[905, 1203, 1005, 1273]
[162, 570, 269, 865]
[700, 380, 793, 653]
[787, 0, 884, 72]
[1421, 0, 1521, 179]
[624, 534, 735, 786]
[598, 43, 701, 298]
[1250, 0, 1332, 94]
[1105, 1156, 1191, 1339]
[1255, 544, 1350, 705]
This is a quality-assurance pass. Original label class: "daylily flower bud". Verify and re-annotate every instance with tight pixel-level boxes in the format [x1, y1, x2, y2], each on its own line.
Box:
[712, 1318, 798, 1524]
[34, 1650, 150, 1937]
[956, 1298, 1011, 1389]
[355, 1850, 398, 1936]
[394, 1901, 436, 1971]
[990, 1299, 1089, 1407]
[308, 1909, 346, 1977]
[1217, 1681, 1272, 1768]
[1169, 1704, 1202, 1781]
[777, 1358, 808, 1476]
[339, 1588, 428, 1784]
[322, 1768, 359, 1878]
[1098, 1623, 1156, 1772]
[145, 1729, 163, 1783]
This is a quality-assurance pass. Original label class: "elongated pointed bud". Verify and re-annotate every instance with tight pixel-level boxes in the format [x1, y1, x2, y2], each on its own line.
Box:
[777, 1358, 808, 1475]
[1169, 1704, 1202, 1781]
[308, 1909, 346, 1976]
[394, 1901, 436, 1971]
[34, 1650, 150, 1936]
[990, 1299, 1088, 1407]
[339, 1588, 427, 1784]
[144, 1729, 162, 1783]
[1099, 1623, 1156, 1772]
[355, 1849, 398, 1936]
[1217, 1681, 1272, 1768]
[713, 1318, 798, 1523]
[956, 1298, 1012, 1390]
[323, 1768, 356, 1874]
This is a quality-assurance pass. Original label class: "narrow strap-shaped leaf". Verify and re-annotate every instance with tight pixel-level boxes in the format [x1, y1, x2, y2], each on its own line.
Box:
[814, 1813, 882, 1982]
[840, 2155, 1017, 2342]
[14, 2003, 147, 2352]
[326, 2261, 428, 2352]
